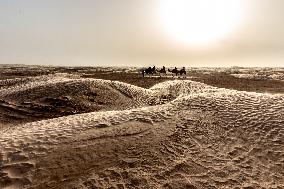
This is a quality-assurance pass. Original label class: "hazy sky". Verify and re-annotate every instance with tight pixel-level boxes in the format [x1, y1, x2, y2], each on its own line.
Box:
[1, 0, 284, 67]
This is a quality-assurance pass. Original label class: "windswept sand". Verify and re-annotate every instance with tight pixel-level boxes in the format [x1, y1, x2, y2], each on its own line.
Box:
[0, 71, 284, 189]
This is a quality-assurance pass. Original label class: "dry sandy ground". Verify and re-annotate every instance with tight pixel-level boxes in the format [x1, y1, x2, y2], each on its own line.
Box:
[0, 66, 284, 189]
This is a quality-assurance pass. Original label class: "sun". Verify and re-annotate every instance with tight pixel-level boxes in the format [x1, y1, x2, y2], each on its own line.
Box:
[157, 0, 245, 47]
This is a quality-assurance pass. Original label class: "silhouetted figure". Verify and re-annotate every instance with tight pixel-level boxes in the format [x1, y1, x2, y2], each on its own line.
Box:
[158, 66, 167, 76]
[168, 67, 186, 76]
[173, 67, 178, 76]
[168, 67, 178, 76]
[180, 67, 186, 75]
[143, 66, 156, 77]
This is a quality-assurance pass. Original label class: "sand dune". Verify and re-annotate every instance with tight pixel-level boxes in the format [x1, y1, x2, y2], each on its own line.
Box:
[0, 74, 159, 125]
[0, 74, 283, 189]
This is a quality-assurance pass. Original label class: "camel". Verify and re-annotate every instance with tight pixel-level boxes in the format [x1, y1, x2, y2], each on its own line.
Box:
[142, 66, 156, 77]
[158, 66, 167, 76]
[168, 67, 186, 76]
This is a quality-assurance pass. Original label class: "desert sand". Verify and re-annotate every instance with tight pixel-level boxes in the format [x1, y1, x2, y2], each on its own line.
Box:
[0, 65, 284, 189]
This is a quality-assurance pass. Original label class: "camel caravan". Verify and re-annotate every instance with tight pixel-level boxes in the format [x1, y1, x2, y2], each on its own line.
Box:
[142, 66, 186, 77]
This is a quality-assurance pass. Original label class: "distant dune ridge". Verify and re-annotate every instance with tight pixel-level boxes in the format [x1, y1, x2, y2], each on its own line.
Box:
[0, 73, 283, 189]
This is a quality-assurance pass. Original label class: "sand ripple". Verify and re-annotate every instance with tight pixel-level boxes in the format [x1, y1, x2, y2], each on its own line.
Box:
[0, 74, 283, 189]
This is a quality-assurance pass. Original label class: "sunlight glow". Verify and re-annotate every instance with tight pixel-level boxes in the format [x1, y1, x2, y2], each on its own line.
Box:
[158, 0, 246, 47]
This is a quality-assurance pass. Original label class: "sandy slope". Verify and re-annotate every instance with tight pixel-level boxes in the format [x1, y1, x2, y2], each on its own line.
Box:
[0, 74, 159, 125]
[0, 74, 284, 189]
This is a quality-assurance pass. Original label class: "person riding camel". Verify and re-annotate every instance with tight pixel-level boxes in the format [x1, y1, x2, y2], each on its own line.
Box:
[180, 67, 186, 75]
[173, 67, 178, 76]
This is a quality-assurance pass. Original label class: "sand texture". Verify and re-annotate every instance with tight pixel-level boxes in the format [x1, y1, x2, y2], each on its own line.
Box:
[0, 71, 284, 189]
